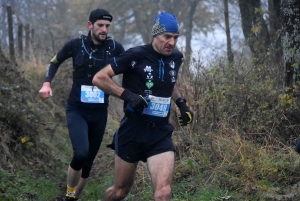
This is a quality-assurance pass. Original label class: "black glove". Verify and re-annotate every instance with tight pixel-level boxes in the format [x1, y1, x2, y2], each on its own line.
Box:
[176, 97, 193, 126]
[120, 89, 148, 112]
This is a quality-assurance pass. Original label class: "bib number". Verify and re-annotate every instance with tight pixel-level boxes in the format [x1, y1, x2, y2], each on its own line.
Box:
[80, 85, 105, 103]
[142, 95, 170, 117]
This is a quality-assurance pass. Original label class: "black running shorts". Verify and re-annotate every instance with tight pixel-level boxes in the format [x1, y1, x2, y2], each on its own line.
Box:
[107, 117, 175, 163]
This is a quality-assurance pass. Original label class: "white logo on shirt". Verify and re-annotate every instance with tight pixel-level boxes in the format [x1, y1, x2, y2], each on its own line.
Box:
[147, 73, 153, 80]
[169, 61, 175, 69]
[144, 66, 153, 72]
[131, 61, 136, 68]
[169, 70, 176, 76]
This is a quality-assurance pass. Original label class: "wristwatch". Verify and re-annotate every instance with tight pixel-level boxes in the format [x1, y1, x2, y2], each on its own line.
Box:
[175, 96, 186, 104]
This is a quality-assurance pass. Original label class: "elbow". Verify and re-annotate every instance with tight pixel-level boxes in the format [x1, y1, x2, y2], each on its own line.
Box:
[92, 73, 109, 89]
[92, 68, 114, 88]
[92, 75, 100, 86]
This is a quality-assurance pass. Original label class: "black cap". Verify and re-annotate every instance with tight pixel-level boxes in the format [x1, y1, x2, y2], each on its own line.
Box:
[89, 8, 113, 23]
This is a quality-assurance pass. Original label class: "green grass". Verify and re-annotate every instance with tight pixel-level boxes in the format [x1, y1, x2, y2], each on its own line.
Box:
[80, 173, 114, 200]
[0, 168, 64, 201]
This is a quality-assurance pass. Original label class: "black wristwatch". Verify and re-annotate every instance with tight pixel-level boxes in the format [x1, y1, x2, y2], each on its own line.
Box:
[175, 96, 186, 104]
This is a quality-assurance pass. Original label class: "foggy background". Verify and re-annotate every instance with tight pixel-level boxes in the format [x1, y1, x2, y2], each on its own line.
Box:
[0, 0, 252, 67]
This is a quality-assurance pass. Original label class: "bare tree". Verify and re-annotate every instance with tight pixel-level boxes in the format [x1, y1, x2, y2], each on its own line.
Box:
[224, 0, 234, 64]
[268, 0, 283, 73]
[7, 5, 16, 63]
[281, 0, 300, 89]
[24, 24, 30, 60]
[17, 22, 23, 61]
[238, 0, 270, 58]
[183, 0, 201, 77]
[129, 0, 160, 44]
[1, 0, 218, 67]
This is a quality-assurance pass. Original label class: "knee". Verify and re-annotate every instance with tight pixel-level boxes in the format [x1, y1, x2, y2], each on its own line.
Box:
[70, 150, 89, 170]
[154, 185, 172, 200]
[105, 186, 131, 200]
[115, 187, 131, 200]
[117, 188, 131, 200]
[73, 148, 89, 164]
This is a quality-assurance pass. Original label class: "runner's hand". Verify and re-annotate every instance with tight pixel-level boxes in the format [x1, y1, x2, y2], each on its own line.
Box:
[121, 89, 148, 112]
[39, 82, 52, 98]
[176, 98, 193, 126]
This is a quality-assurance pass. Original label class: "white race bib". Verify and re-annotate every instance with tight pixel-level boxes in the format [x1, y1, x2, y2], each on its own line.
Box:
[142, 95, 171, 117]
[80, 85, 105, 103]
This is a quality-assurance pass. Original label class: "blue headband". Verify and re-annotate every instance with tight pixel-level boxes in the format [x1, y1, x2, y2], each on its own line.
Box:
[152, 12, 179, 37]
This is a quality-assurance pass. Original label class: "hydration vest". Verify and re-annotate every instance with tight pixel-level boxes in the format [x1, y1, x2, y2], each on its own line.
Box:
[68, 33, 117, 108]
[73, 34, 116, 74]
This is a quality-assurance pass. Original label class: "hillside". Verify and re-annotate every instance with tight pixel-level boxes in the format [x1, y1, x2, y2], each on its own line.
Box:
[2, 49, 300, 201]
[0, 51, 121, 200]
[0, 50, 68, 200]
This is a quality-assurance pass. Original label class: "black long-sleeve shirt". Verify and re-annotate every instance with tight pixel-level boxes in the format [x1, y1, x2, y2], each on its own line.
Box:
[45, 32, 124, 108]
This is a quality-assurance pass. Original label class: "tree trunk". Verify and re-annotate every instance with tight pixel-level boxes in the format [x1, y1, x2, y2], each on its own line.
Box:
[184, 0, 200, 78]
[238, 0, 255, 53]
[18, 23, 23, 62]
[224, 0, 234, 64]
[281, 0, 300, 88]
[7, 6, 16, 63]
[268, 0, 283, 74]
[238, 0, 270, 58]
[25, 24, 30, 61]
[31, 28, 34, 44]
[131, 7, 152, 44]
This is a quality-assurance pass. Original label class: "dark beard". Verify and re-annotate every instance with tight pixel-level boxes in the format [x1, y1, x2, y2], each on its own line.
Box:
[92, 32, 106, 43]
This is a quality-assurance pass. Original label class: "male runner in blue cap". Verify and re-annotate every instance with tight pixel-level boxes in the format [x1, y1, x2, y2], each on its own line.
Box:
[93, 12, 193, 201]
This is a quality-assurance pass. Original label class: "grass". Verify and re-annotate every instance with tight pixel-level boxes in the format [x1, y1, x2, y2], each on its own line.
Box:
[3, 50, 300, 200]
[172, 181, 227, 201]
[0, 168, 63, 201]
[81, 174, 114, 200]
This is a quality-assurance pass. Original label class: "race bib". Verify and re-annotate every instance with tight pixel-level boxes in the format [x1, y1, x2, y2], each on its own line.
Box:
[142, 95, 171, 117]
[80, 85, 105, 103]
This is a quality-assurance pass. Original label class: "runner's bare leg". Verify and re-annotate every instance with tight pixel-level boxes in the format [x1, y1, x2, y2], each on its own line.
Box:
[104, 155, 138, 201]
[147, 151, 175, 201]
[74, 177, 88, 198]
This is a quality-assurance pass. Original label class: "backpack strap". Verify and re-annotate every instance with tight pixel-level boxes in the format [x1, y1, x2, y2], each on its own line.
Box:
[80, 34, 105, 61]
[107, 36, 116, 51]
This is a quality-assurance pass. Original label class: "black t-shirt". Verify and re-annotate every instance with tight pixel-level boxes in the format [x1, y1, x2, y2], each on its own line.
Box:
[110, 43, 183, 123]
